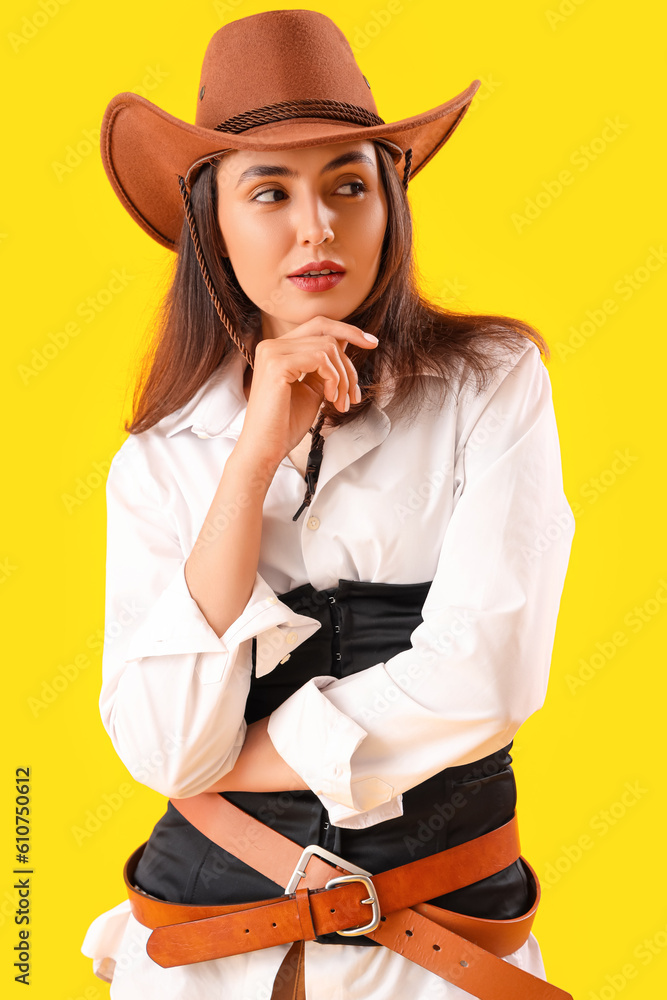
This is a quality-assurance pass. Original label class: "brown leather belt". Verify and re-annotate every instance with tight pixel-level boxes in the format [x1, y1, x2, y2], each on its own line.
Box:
[123, 792, 573, 1000]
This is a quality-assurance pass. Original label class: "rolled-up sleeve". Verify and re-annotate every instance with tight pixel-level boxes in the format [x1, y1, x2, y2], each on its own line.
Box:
[267, 341, 576, 828]
[99, 437, 321, 798]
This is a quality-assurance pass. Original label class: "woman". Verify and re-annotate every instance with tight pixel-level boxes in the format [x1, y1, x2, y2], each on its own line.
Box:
[81, 10, 575, 999]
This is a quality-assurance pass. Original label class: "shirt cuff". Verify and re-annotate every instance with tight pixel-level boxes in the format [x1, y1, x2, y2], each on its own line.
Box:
[123, 560, 321, 681]
[317, 792, 404, 829]
[267, 675, 403, 826]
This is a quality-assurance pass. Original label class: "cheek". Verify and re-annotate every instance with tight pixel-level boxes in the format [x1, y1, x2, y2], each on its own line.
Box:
[223, 233, 285, 312]
[352, 220, 386, 279]
[231, 265, 274, 308]
[353, 204, 387, 255]
[220, 217, 271, 284]
[223, 210, 285, 267]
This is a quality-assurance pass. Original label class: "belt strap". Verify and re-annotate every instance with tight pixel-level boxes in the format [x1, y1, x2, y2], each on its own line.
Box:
[123, 793, 572, 1000]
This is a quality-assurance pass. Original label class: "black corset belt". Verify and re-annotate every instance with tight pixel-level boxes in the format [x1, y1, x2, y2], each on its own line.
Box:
[133, 578, 534, 947]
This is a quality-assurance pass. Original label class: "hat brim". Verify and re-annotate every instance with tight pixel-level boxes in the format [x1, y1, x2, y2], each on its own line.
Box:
[100, 80, 480, 250]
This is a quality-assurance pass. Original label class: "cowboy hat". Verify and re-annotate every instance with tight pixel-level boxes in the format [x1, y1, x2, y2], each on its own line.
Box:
[100, 8, 480, 251]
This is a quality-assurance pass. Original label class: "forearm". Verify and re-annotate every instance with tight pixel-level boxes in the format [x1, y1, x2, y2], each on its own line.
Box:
[203, 716, 310, 793]
[184, 443, 279, 638]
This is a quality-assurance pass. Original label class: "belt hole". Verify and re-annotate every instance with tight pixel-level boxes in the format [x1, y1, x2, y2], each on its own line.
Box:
[272, 922, 277, 927]
[380, 916, 386, 922]
[433, 944, 441, 951]
[460, 959, 468, 966]
[405, 929, 413, 936]
[245, 928, 249, 933]
[330, 908, 335, 913]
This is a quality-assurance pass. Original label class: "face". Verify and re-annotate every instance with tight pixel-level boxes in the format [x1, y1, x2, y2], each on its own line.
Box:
[215, 140, 388, 339]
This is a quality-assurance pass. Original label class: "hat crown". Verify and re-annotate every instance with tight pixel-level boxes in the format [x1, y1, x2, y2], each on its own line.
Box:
[195, 10, 379, 130]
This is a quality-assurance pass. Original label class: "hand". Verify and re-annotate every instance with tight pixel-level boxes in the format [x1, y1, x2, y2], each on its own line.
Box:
[235, 316, 379, 470]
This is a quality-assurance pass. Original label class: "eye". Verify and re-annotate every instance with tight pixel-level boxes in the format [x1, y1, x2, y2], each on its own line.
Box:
[337, 180, 367, 196]
[251, 179, 368, 203]
[252, 188, 287, 204]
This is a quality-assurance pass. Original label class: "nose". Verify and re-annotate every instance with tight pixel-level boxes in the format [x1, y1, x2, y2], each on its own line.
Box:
[294, 191, 334, 246]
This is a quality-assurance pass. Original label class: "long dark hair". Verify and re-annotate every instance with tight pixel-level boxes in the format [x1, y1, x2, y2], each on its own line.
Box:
[125, 141, 548, 435]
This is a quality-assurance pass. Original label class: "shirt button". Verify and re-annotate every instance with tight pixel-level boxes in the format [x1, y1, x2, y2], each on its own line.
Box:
[286, 631, 298, 644]
[194, 430, 210, 439]
[267, 596, 278, 605]
[307, 515, 320, 530]
[279, 654, 291, 664]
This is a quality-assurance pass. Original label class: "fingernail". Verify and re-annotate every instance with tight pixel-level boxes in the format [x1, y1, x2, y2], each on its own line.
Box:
[363, 332, 379, 343]
[344, 393, 350, 412]
[353, 383, 362, 404]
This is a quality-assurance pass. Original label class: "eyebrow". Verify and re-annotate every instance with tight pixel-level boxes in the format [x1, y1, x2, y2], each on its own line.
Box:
[234, 150, 375, 188]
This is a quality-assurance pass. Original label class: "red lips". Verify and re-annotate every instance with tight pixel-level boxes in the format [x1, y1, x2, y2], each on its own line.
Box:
[288, 259, 345, 276]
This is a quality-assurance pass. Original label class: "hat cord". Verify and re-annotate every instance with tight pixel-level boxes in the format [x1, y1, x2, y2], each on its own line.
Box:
[177, 98, 412, 519]
[177, 175, 255, 369]
[214, 97, 385, 133]
[211, 98, 413, 190]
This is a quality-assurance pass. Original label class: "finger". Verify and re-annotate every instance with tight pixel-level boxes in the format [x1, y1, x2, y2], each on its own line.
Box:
[262, 335, 356, 412]
[337, 349, 361, 406]
[331, 321, 378, 352]
[286, 337, 350, 410]
[290, 316, 378, 352]
[323, 339, 358, 411]
[314, 346, 348, 409]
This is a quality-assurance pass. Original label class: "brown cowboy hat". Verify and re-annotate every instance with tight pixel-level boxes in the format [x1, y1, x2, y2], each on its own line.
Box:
[100, 8, 480, 251]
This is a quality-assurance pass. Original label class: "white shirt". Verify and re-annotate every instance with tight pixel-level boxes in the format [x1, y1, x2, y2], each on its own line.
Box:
[81, 335, 575, 993]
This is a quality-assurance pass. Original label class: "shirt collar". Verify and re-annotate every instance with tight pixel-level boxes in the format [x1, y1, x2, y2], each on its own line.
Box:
[160, 347, 402, 440]
[162, 350, 248, 439]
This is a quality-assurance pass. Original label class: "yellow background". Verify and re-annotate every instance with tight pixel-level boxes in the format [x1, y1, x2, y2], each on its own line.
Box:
[2, 1, 665, 997]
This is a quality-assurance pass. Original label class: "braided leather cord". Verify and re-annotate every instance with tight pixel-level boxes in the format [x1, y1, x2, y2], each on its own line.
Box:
[215, 98, 385, 133]
[177, 175, 254, 368]
[177, 99, 412, 519]
[291, 411, 327, 521]
[213, 99, 412, 191]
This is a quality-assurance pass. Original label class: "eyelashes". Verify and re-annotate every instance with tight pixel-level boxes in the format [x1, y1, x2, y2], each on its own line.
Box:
[251, 180, 368, 203]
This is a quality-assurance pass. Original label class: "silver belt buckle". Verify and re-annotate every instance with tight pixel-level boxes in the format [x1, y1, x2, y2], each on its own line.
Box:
[285, 844, 381, 936]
